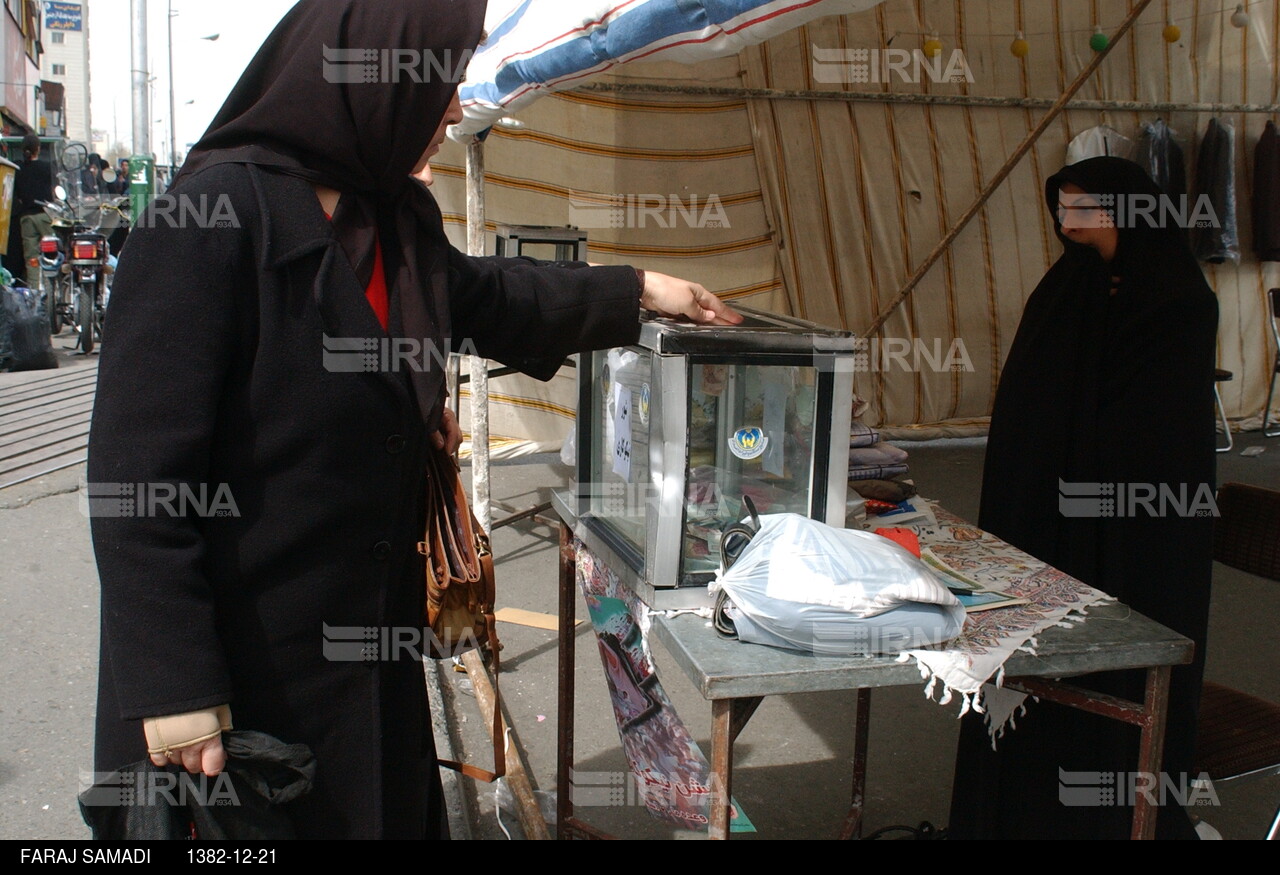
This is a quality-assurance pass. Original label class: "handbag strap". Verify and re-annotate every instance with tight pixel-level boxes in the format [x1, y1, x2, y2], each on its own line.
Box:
[436, 545, 505, 782]
[428, 447, 506, 782]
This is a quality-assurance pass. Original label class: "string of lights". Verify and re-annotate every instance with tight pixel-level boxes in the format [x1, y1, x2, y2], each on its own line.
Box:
[883, 1, 1263, 59]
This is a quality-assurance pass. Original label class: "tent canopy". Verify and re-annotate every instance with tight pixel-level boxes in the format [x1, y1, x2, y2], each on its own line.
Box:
[457, 0, 885, 138]
[438, 0, 1277, 448]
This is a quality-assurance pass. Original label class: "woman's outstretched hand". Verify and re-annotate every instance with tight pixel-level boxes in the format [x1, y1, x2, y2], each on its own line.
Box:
[639, 272, 743, 327]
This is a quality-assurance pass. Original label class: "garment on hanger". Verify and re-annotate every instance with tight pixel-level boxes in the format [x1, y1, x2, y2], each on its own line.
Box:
[1192, 117, 1240, 265]
[1136, 119, 1187, 199]
[1253, 120, 1280, 262]
[1065, 125, 1135, 165]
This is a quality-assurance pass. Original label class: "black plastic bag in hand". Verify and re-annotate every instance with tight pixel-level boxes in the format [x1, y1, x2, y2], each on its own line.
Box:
[79, 730, 316, 840]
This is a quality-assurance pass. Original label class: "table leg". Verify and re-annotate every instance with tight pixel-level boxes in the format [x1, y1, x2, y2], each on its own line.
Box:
[1132, 665, 1171, 841]
[709, 698, 734, 840]
[729, 697, 763, 743]
[838, 688, 872, 840]
[556, 523, 576, 840]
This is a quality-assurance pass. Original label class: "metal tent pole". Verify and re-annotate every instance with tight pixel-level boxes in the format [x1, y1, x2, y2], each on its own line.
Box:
[466, 140, 491, 531]
[579, 82, 1279, 115]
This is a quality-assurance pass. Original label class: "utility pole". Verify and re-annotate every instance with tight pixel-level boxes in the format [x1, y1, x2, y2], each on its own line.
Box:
[167, 0, 177, 179]
[131, 0, 150, 155]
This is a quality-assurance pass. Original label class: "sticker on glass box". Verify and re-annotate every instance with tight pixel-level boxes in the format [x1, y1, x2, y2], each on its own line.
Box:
[728, 427, 768, 460]
[638, 383, 651, 426]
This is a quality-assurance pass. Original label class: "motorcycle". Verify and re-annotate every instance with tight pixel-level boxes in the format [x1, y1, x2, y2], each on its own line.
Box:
[37, 144, 128, 354]
[36, 200, 73, 336]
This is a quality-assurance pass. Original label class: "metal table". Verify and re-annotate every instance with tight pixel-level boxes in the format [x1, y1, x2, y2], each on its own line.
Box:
[553, 495, 1194, 840]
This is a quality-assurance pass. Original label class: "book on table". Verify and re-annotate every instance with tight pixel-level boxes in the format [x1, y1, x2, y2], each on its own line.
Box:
[920, 548, 1031, 613]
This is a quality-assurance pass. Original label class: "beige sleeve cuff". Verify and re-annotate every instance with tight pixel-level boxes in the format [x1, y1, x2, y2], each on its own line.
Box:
[144, 704, 233, 757]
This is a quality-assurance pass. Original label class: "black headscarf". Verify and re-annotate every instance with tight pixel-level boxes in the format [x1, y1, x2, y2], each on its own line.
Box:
[175, 0, 483, 196]
[173, 0, 487, 424]
[951, 157, 1219, 839]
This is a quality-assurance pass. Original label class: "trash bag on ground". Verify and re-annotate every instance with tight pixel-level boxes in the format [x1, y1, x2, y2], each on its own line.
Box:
[0, 283, 57, 372]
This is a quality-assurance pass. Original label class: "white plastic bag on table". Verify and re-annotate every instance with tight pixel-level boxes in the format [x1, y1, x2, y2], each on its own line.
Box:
[712, 514, 965, 656]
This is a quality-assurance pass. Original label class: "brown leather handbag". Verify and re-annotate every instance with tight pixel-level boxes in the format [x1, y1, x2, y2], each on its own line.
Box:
[419, 445, 505, 781]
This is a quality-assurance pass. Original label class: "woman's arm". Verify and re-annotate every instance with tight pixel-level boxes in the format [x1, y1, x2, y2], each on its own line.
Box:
[446, 249, 740, 378]
[88, 170, 252, 771]
[638, 270, 741, 325]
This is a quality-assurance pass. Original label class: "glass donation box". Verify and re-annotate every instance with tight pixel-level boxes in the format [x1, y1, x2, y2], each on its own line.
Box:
[574, 306, 858, 608]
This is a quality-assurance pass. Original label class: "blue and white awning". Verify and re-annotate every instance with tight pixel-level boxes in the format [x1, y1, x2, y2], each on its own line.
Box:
[455, 0, 885, 138]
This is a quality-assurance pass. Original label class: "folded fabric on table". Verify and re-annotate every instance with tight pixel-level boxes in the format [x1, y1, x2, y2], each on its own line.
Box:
[849, 463, 910, 482]
[850, 422, 881, 449]
[850, 478, 917, 503]
[849, 442, 909, 467]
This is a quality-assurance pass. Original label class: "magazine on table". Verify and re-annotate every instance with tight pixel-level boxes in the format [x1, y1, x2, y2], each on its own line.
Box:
[920, 548, 1030, 613]
[864, 498, 937, 529]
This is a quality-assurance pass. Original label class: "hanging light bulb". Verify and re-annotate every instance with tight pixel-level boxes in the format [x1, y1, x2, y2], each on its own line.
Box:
[1230, 4, 1250, 28]
[1089, 26, 1109, 52]
[923, 31, 943, 58]
[1010, 30, 1030, 58]
[1162, 21, 1182, 42]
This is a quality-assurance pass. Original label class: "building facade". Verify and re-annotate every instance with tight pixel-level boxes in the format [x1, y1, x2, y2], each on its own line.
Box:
[0, 0, 42, 133]
[40, 1, 91, 140]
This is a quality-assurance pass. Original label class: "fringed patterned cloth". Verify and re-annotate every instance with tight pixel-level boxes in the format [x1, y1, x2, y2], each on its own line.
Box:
[574, 541, 756, 833]
[896, 507, 1115, 738]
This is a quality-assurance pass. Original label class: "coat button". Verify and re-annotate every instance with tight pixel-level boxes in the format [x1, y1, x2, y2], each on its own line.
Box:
[373, 541, 392, 560]
[385, 435, 406, 454]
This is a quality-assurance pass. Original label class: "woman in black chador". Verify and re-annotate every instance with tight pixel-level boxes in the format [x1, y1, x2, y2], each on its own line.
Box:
[948, 157, 1218, 840]
[88, 0, 738, 840]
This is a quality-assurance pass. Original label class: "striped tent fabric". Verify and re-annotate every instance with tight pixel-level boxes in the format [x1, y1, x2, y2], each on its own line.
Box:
[437, 0, 1280, 453]
[456, 0, 887, 139]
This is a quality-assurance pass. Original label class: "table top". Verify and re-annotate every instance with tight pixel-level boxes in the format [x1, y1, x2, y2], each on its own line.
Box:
[651, 605, 1193, 700]
[555, 490, 1194, 701]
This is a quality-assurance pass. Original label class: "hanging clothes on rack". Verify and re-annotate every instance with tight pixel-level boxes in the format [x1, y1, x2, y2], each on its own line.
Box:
[1253, 120, 1280, 262]
[1065, 125, 1135, 165]
[1136, 119, 1187, 199]
[1193, 118, 1241, 264]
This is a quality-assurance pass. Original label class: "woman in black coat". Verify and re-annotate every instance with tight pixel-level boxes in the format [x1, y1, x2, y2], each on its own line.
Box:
[87, 0, 738, 840]
[948, 157, 1218, 840]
